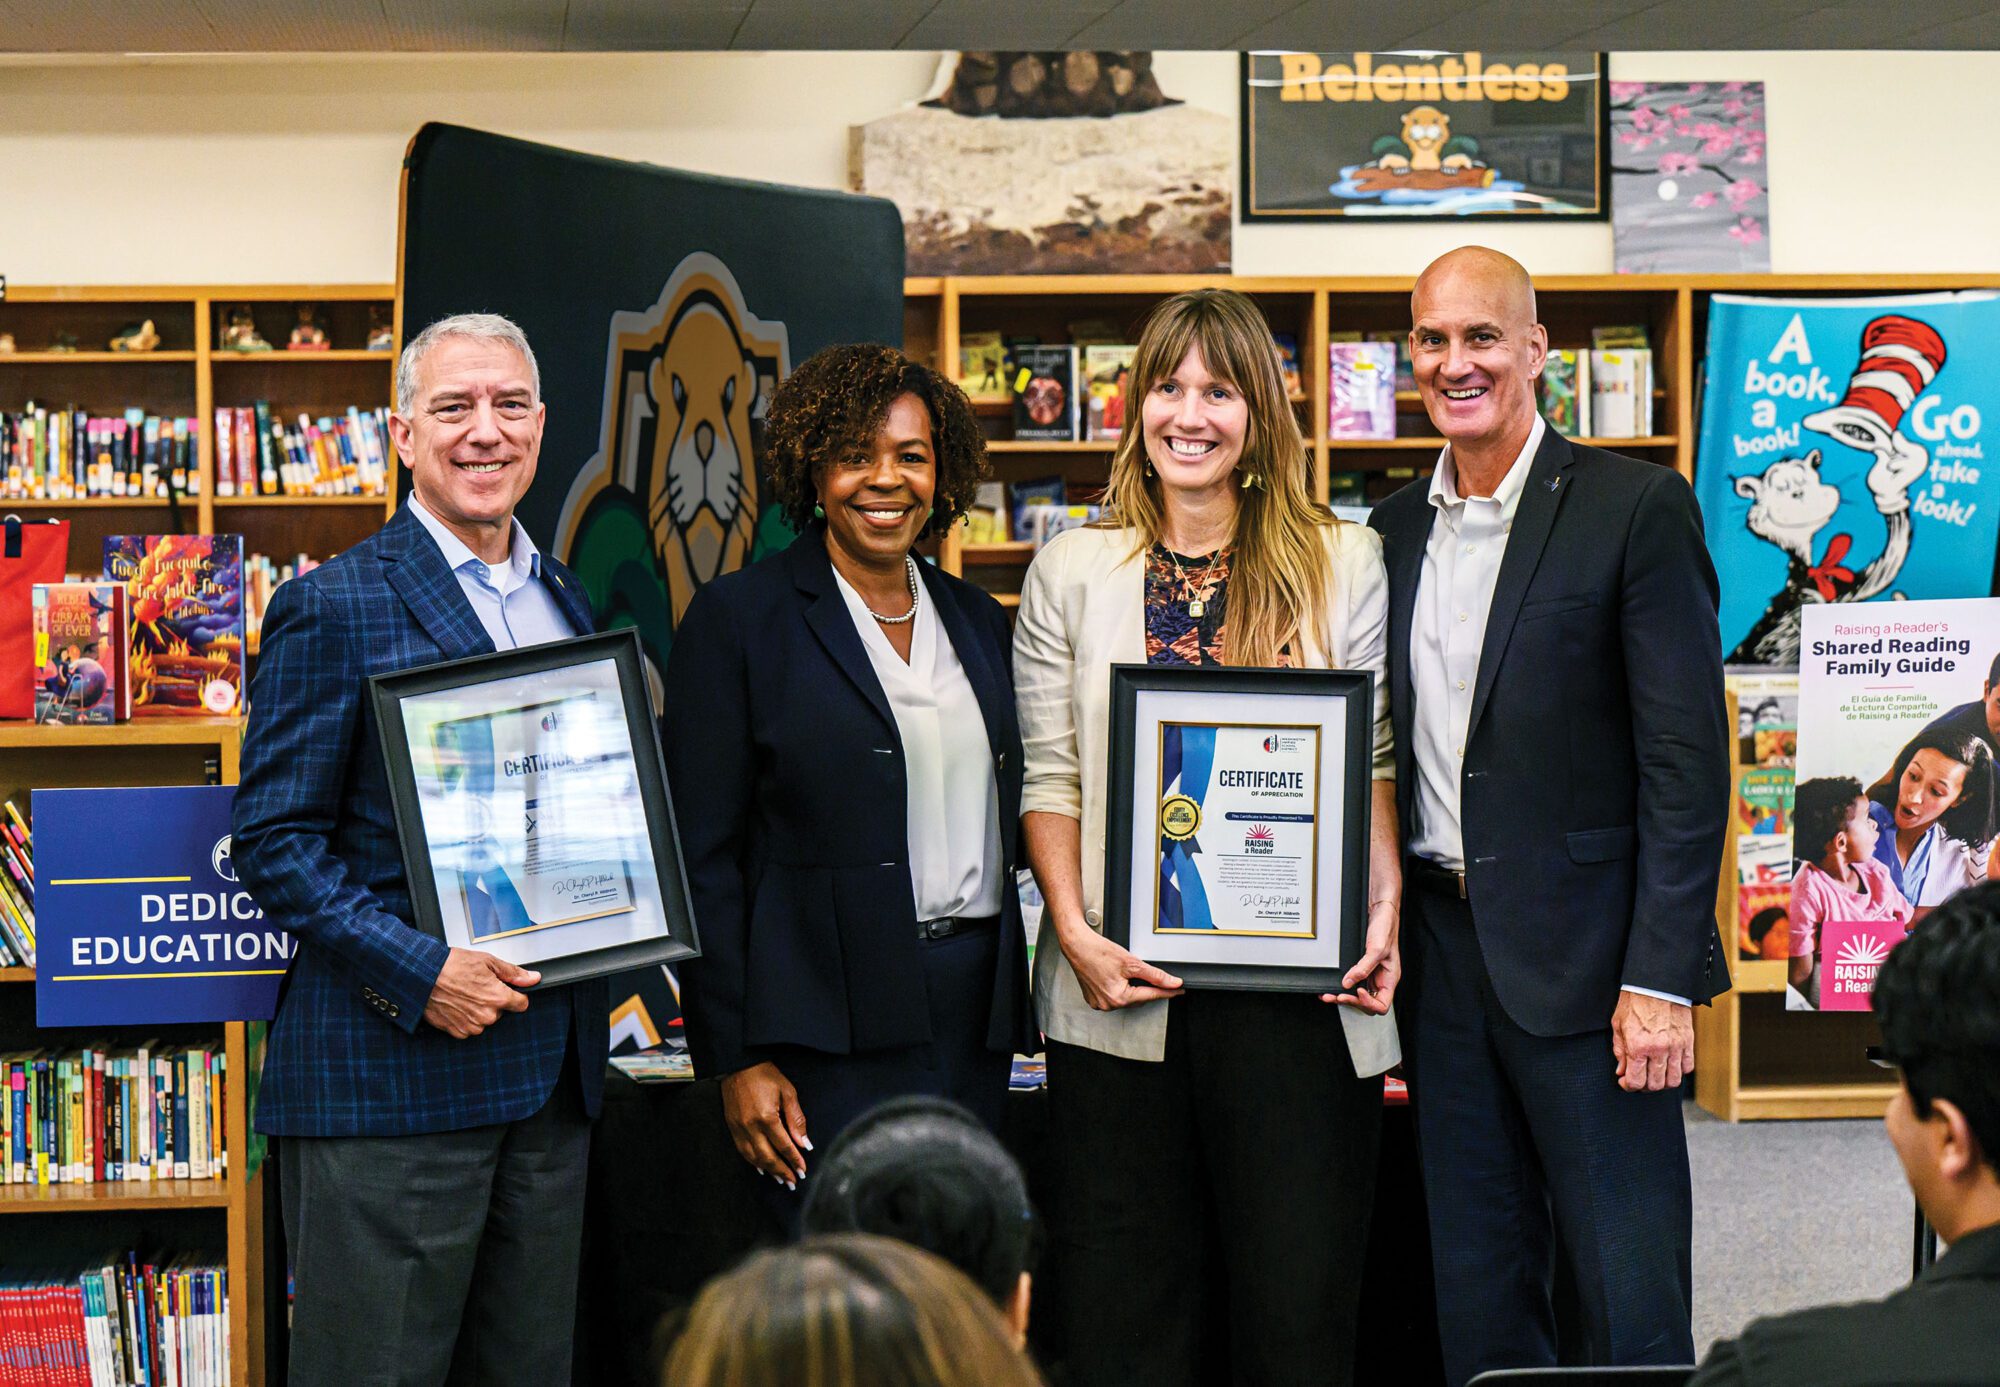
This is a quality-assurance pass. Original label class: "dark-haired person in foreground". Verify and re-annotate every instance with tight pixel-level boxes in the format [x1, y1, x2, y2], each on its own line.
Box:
[800, 1095, 1038, 1345]
[1690, 881, 2000, 1386]
[663, 344, 1035, 1218]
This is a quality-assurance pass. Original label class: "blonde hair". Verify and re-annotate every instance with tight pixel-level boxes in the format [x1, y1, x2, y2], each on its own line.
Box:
[660, 1233, 1044, 1387]
[1100, 288, 1333, 666]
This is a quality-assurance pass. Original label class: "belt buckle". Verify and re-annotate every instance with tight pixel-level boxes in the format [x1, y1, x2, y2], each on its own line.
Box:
[921, 917, 953, 940]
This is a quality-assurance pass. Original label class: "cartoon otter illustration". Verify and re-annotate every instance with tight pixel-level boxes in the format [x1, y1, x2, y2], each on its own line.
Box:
[1374, 106, 1480, 171]
[646, 303, 760, 622]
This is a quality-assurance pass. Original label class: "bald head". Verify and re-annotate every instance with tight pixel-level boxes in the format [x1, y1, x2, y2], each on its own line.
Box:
[1408, 246, 1548, 478]
[1412, 246, 1537, 326]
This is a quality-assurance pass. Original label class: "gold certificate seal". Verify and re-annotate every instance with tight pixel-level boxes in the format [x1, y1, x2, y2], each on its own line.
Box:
[1160, 793, 1202, 842]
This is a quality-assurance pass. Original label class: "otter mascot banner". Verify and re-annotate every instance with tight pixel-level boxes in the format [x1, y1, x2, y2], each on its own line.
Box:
[1695, 292, 2000, 667]
[402, 123, 905, 1053]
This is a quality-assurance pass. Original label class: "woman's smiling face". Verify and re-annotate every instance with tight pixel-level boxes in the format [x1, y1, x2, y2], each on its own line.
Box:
[1140, 345, 1248, 504]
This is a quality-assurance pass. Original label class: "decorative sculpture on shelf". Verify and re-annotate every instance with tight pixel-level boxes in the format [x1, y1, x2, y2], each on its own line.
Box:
[287, 304, 330, 351]
[109, 319, 161, 353]
[220, 304, 272, 353]
[0, 333, 15, 354]
[48, 330, 79, 354]
[366, 304, 395, 352]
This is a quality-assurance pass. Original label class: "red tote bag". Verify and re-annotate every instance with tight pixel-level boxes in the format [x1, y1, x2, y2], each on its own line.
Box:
[1, 515, 70, 718]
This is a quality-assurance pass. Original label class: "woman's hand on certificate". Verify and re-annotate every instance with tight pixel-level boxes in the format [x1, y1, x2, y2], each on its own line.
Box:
[1322, 899, 1401, 1013]
[1061, 924, 1184, 1010]
[720, 1061, 811, 1190]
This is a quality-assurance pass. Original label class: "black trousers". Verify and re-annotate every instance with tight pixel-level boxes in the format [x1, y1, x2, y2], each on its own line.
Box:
[279, 1052, 591, 1387]
[1045, 990, 1383, 1387]
[1401, 883, 1696, 1387]
[761, 924, 1011, 1227]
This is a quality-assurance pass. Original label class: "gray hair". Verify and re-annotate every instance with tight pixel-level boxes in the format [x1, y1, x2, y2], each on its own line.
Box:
[395, 312, 541, 411]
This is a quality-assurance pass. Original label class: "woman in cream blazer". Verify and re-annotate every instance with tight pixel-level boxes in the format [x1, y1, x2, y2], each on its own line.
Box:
[1014, 289, 1401, 1387]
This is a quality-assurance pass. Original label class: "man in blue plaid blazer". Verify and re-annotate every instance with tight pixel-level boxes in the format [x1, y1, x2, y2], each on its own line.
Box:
[234, 314, 608, 1387]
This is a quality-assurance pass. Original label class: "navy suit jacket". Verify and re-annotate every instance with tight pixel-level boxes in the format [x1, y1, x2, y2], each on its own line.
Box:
[661, 528, 1036, 1080]
[235, 503, 609, 1137]
[1369, 427, 1731, 1035]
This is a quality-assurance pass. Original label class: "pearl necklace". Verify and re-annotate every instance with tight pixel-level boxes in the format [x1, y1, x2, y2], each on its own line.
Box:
[866, 556, 922, 625]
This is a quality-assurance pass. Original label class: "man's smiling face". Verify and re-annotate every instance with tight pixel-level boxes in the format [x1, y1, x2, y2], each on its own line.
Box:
[1409, 252, 1548, 456]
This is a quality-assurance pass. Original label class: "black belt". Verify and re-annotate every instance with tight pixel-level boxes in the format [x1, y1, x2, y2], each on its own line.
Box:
[1407, 857, 1468, 899]
[918, 912, 1001, 941]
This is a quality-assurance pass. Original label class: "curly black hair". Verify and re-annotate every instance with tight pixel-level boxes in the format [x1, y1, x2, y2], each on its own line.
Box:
[1794, 776, 1866, 862]
[762, 343, 988, 539]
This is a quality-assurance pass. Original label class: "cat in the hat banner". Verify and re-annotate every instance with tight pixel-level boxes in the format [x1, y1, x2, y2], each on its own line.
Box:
[1696, 292, 2000, 666]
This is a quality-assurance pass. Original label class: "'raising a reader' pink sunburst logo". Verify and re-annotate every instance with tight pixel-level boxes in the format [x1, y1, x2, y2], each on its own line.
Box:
[1246, 825, 1274, 841]
[1835, 933, 1892, 968]
[1817, 921, 1903, 1011]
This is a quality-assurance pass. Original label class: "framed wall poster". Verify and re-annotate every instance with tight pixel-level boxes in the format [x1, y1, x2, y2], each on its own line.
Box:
[1105, 665, 1372, 991]
[1241, 51, 1608, 220]
[371, 629, 701, 987]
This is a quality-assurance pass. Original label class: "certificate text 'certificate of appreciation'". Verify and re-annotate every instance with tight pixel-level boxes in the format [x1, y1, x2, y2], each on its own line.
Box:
[1155, 723, 1320, 938]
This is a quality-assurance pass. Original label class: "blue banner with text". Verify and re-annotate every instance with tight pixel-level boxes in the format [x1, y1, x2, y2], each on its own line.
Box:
[35, 785, 295, 1026]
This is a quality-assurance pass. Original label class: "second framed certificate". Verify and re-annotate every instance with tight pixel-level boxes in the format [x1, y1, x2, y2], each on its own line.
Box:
[1105, 664, 1372, 992]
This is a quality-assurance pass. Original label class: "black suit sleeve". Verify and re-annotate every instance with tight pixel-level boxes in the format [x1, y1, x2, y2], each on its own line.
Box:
[660, 586, 757, 1078]
[1687, 1336, 1751, 1387]
[1619, 468, 1730, 996]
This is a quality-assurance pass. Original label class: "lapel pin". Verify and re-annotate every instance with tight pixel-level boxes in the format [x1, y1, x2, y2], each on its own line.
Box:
[1546, 477, 1561, 491]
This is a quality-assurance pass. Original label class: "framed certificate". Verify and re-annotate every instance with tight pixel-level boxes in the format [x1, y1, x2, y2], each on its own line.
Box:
[1105, 664, 1372, 992]
[371, 628, 700, 987]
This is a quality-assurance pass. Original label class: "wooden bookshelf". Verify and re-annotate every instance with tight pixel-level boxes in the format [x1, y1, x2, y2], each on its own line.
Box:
[0, 718, 264, 1384]
[918, 270, 2000, 624]
[0, 285, 396, 587]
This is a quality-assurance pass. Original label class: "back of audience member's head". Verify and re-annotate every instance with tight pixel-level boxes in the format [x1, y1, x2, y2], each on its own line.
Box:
[800, 1097, 1038, 1307]
[659, 1232, 1044, 1387]
[1873, 881, 2000, 1240]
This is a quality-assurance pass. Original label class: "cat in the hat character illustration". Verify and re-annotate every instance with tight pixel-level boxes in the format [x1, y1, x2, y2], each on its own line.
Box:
[1726, 314, 1943, 665]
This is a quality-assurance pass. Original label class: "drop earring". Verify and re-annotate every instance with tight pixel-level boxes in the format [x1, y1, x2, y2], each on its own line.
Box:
[813, 503, 826, 519]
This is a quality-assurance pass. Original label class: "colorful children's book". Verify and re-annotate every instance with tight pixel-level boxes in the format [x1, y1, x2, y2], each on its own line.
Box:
[32, 581, 131, 724]
[1329, 342, 1396, 441]
[102, 535, 245, 717]
[1011, 345, 1080, 442]
[1539, 349, 1591, 436]
[1082, 344, 1137, 442]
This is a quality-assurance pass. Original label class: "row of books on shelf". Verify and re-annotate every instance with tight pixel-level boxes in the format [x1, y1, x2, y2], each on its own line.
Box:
[957, 329, 1309, 447]
[28, 538, 244, 726]
[243, 552, 320, 643]
[213, 403, 391, 498]
[4, 1041, 227, 1187]
[1331, 341, 1658, 441]
[0, 1251, 229, 1387]
[961, 479, 1104, 548]
[0, 800, 33, 970]
[2, 410, 201, 502]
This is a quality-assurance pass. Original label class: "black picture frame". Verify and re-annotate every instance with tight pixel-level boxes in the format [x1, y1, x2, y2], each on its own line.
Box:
[371, 628, 700, 988]
[1240, 50, 1610, 222]
[1105, 663, 1372, 993]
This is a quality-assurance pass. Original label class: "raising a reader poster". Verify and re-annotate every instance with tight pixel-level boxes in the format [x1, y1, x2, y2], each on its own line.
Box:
[1789, 599, 2000, 1011]
[1695, 293, 2000, 667]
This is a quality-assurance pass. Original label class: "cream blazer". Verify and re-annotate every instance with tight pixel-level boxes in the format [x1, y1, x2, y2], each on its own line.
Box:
[1013, 522, 1401, 1073]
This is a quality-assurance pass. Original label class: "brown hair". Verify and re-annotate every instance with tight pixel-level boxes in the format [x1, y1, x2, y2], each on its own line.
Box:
[763, 343, 989, 540]
[1099, 288, 1333, 666]
[659, 1233, 1044, 1387]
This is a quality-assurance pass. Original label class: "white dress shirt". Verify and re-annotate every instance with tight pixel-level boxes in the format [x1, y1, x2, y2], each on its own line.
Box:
[1408, 417, 1686, 1007]
[407, 494, 574, 651]
[833, 565, 1005, 921]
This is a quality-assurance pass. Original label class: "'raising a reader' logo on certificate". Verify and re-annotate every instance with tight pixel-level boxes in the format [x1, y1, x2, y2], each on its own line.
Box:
[1160, 794, 1203, 842]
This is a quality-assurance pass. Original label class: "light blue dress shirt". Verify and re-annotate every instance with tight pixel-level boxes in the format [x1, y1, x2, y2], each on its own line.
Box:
[406, 494, 574, 652]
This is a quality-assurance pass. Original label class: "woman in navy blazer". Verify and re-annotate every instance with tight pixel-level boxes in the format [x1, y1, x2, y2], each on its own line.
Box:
[663, 344, 1034, 1206]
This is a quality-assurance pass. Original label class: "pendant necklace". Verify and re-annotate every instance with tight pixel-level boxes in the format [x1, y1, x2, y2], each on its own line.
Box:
[1167, 544, 1226, 619]
[866, 555, 922, 625]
